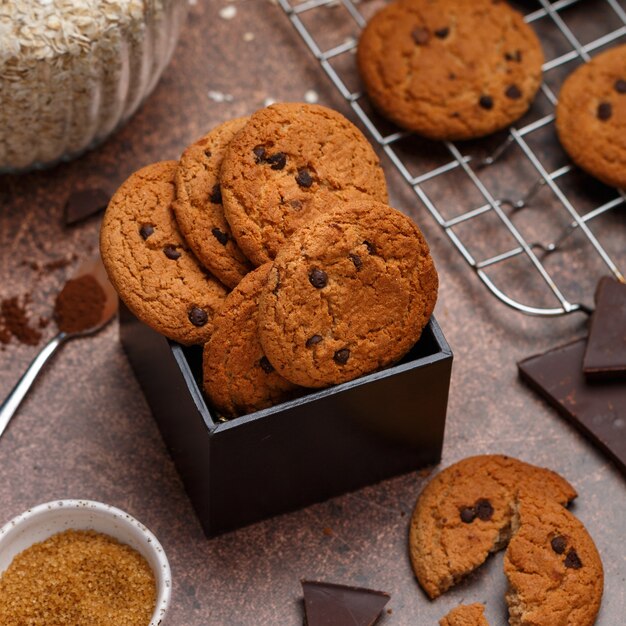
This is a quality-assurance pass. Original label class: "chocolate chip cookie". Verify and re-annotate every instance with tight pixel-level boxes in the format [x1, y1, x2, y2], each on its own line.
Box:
[556, 44, 626, 189]
[357, 0, 544, 140]
[440, 604, 489, 626]
[409, 455, 576, 599]
[100, 161, 228, 345]
[173, 118, 254, 289]
[203, 264, 300, 418]
[220, 102, 388, 265]
[505, 496, 603, 626]
[257, 200, 438, 388]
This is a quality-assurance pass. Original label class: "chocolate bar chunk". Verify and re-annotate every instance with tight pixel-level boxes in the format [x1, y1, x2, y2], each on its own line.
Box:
[583, 277, 626, 380]
[302, 580, 390, 626]
[64, 188, 110, 226]
[519, 339, 626, 475]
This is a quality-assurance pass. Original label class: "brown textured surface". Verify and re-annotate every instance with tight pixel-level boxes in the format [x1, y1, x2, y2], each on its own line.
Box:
[504, 497, 604, 626]
[173, 117, 253, 289]
[203, 263, 300, 418]
[258, 200, 438, 388]
[357, 0, 544, 140]
[556, 44, 626, 189]
[408, 455, 576, 599]
[100, 161, 228, 345]
[439, 603, 489, 626]
[0, 2, 624, 625]
[221, 102, 389, 265]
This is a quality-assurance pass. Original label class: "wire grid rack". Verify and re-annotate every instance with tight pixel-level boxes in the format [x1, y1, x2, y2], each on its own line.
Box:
[277, 0, 626, 316]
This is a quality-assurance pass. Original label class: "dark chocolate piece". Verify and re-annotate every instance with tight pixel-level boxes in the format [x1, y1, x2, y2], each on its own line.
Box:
[475, 498, 494, 521]
[64, 188, 110, 226]
[211, 227, 229, 246]
[334, 349, 350, 365]
[188, 306, 208, 327]
[460, 506, 476, 523]
[564, 548, 583, 569]
[306, 334, 323, 348]
[296, 168, 314, 188]
[479, 95, 494, 110]
[551, 535, 567, 554]
[583, 277, 626, 380]
[518, 339, 626, 475]
[309, 269, 328, 289]
[597, 102, 612, 121]
[301, 580, 390, 626]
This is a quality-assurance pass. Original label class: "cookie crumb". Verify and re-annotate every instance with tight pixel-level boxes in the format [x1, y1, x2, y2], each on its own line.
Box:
[219, 4, 237, 20]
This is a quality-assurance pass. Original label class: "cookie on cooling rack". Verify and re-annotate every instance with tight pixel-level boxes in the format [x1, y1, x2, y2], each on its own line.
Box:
[408, 455, 576, 599]
[100, 161, 228, 345]
[220, 102, 388, 265]
[357, 0, 544, 140]
[440, 604, 489, 626]
[556, 44, 626, 189]
[173, 118, 254, 289]
[505, 496, 603, 626]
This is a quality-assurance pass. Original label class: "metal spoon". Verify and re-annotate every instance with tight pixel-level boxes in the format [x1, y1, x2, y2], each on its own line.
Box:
[0, 256, 118, 439]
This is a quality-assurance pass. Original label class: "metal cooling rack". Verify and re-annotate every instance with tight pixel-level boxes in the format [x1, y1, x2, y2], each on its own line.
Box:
[278, 0, 626, 316]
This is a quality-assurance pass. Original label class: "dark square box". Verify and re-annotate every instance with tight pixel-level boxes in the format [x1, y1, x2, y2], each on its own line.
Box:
[119, 303, 453, 537]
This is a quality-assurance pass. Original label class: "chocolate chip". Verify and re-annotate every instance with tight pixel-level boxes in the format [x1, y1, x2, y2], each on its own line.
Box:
[296, 168, 313, 188]
[435, 27, 449, 39]
[564, 548, 582, 569]
[333, 348, 350, 364]
[259, 356, 274, 373]
[306, 334, 323, 348]
[479, 95, 494, 110]
[209, 184, 222, 204]
[203, 148, 212, 157]
[460, 507, 476, 523]
[363, 240, 376, 255]
[188, 306, 208, 327]
[475, 498, 494, 521]
[449, 73, 456, 80]
[163, 245, 181, 260]
[309, 268, 328, 289]
[349, 253, 362, 270]
[615, 79, 626, 94]
[551, 535, 567, 555]
[411, 27, 430, 45]
[505, 84, 522, 100]
[211, 227, 229, 246]
[139, 224, 155, 240]
[505, 50, 522, 62]
[289, 199, 303, 210]
[267, 152, 287, 170]
[253, 145, 267, 162]
[597, 102, 612, 121]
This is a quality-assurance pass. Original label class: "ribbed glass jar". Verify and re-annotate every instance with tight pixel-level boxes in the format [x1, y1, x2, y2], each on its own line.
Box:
[0, 0, 188, 173]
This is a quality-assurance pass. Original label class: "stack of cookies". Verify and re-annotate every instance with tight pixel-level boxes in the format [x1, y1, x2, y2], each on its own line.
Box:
[409, 455, 604, 626]
[100, 102, 439, 418]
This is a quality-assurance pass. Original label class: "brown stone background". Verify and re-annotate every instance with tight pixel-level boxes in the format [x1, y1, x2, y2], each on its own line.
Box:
[0, 0, 625, 624]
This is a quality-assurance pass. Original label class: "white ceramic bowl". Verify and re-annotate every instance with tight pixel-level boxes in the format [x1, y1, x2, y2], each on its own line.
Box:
[0, 500, 171, 626]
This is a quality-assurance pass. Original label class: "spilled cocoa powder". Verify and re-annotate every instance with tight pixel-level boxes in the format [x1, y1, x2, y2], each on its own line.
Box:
[0, 295, 42, 346]
[54, 274, 106, 334]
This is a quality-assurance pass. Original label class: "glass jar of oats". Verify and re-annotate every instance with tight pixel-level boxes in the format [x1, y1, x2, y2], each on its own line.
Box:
[0, 0, 188, 173]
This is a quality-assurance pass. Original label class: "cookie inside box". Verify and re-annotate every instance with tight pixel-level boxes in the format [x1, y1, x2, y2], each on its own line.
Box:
[120, 302, 452, 536]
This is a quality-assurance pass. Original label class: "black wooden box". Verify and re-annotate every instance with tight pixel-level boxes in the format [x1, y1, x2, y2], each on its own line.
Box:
[119, 303, 453, 537]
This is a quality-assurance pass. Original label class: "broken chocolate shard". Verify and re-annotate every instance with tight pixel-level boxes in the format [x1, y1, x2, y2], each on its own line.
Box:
[583, 277, 626, 380]
[518, 339, 626, 476]
[64, 188, 110, 226]
[301, 580, 390, 626]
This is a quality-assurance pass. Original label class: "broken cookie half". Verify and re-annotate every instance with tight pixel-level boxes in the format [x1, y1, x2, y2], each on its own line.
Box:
[505, 496, 603, 626]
